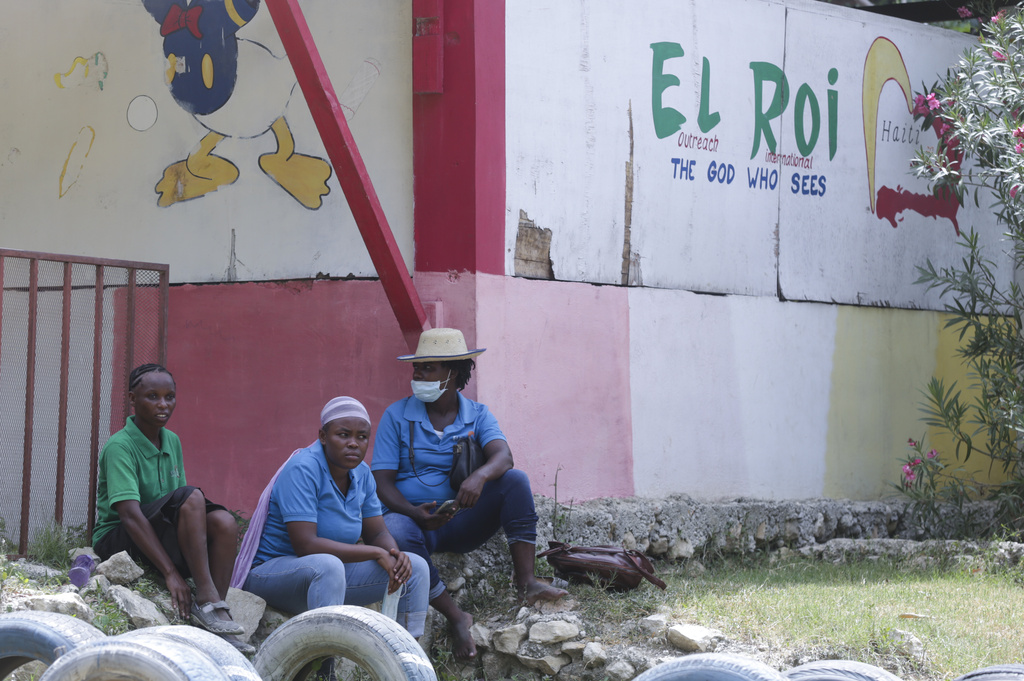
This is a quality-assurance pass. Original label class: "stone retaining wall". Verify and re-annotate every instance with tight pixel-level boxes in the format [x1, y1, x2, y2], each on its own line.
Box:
[444, 495, 996, 577]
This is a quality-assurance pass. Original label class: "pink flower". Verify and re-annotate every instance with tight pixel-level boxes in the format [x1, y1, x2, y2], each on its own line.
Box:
[927, 93, 941, 110]
[1015, 126, 1024, 139]
[994, 51, 1007, 62]
[1012, 185, 1020, 199]
[1015, 142, 1023, 154]
[907, 438, 917, 447]
[913, 458, 923, 466]
[905, 470, 917, 483]
[928, 449, 939, 459]
[993, 10, 1007, 22]
[957, 6, 972, 18]
[913, 94, 929, 116]
[903, 464, 913, 475]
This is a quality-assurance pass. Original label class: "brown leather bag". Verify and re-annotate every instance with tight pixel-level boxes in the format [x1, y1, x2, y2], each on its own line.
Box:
[538, 541, 667, 591]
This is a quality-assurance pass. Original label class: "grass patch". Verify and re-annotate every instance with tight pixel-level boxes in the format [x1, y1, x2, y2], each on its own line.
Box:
[666, 553, 1024, 679]
[26, 521, 88, 570]
[445, 550, 1024, 680]
[89, 596, 131, 636]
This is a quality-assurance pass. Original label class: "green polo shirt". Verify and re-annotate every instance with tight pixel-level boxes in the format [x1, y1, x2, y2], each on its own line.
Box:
[93, 416, 187, 543]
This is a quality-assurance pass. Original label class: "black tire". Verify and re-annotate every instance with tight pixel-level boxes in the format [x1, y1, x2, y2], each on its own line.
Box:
[117, 626, 261, 681]
[784, 660, 903, 681]
[0, 611, 106, 679]
[254, 605, 436, 681]
[953, 665, 1024, 681]
[635, 654, 788, 681]
[37, 637, 232, 681]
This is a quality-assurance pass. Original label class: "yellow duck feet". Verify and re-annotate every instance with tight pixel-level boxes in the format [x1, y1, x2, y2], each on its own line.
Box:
[259, 117, 332, 209]
[155, 132, 240, 207]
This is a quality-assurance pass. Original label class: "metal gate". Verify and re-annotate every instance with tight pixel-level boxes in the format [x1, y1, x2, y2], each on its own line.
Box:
[0, 249, 168, 555]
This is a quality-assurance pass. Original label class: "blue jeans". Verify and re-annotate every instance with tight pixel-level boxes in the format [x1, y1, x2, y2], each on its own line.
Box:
[242, 553, 429, 637]
[384, 469, 538, 600]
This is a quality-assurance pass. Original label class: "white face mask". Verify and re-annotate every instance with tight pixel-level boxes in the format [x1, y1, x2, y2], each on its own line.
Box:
[411, 371, 452, 403]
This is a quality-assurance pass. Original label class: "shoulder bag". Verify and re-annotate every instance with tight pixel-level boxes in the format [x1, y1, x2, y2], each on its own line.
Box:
[537, 541, 667, 591]
[408, 422, 488, 490]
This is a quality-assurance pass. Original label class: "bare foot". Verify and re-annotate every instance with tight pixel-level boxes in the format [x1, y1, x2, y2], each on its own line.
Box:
[511, 570, 555, 586]
[520, 577, 568, 606]
[449, 610, 476, 660]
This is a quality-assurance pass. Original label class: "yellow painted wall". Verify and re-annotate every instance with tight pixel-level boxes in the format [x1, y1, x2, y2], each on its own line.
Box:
[826, 307, 1006, 499]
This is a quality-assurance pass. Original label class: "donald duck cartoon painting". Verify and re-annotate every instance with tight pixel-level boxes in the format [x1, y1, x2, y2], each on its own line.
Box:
[140, 0, 332, 209]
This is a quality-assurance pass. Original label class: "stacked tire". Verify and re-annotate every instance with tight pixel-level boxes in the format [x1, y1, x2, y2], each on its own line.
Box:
[0, 606, 437, 681]
[632, 655, 1024, 681]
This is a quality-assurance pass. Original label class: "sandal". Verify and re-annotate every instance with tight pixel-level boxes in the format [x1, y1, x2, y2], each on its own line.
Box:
[191, 600, 245, 635]
[222, 634, 256, 656]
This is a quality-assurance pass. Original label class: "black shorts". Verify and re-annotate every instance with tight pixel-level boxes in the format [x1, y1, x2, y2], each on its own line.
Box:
[93, 486, 229, 579]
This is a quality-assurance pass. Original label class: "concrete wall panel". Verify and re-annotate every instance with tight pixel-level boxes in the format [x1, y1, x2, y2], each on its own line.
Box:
[629, 289, 837, 499]
[506, 0, 1010, 310]
[476, 274, 634, 503]
[165, 279, 412, 513]
[0, 0, 412, 284]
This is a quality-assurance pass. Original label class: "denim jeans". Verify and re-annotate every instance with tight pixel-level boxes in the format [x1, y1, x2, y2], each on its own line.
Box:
[242, 552, 429, 637]
[384, 468, 538, 600]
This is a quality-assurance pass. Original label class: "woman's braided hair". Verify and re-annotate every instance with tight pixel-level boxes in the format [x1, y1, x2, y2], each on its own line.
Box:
[443, 359, 475, 391]
[128, 363, 174, 391]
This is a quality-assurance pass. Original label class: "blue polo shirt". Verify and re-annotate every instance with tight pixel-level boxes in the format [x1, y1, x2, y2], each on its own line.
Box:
[253, 441, 382, 565]
[371, 394, 506, 507]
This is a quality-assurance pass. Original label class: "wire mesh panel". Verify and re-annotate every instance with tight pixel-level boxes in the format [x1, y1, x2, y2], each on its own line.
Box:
[0, 249, 168, 556]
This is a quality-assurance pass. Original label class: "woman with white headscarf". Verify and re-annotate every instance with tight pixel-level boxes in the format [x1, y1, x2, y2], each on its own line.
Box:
[234, 396, 428, 637]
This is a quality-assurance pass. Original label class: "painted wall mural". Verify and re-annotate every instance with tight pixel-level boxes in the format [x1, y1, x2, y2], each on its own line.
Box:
[862, 37, 961, 234]
[505, 0, 1012, 312]
[0, 1, 412, 284]
[139, 0, 331, 209]
[54, 54, 107, 200]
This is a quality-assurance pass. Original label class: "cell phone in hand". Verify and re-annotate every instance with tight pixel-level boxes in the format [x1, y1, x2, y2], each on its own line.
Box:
[436, 499, 459, 515]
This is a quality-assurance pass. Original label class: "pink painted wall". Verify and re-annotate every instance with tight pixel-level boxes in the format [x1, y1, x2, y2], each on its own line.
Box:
[165, 272, 634, 517]
[475, 274, 634, 502]
[166, 280, 413, 515]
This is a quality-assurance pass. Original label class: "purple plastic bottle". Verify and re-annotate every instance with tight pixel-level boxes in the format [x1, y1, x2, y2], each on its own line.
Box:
[68, 555, 95, 588]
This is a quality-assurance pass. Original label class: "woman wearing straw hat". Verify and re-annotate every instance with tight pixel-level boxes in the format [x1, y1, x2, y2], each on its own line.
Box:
[372, 328, 567, 660]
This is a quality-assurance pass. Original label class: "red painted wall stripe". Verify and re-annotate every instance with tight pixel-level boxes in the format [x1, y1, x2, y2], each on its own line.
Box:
[414, 0, 505, 275]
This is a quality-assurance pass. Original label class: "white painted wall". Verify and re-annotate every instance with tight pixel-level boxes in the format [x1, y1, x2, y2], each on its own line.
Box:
[506, 0, 1009, 310]
[0, 0, 412, 284]
[629, 289, 838, 499]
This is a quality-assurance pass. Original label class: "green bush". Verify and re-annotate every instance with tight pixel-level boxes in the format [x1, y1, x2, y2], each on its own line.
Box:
[905, 5, 1024, 536]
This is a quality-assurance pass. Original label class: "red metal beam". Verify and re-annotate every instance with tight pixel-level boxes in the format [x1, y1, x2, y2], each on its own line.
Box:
[263, 0, 428, 351]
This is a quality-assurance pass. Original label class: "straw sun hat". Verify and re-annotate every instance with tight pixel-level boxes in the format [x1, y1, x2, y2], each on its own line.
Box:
[397, 328, 486, 362]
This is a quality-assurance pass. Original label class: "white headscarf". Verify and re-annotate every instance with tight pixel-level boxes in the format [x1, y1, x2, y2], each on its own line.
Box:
[320, 396, 371, 427]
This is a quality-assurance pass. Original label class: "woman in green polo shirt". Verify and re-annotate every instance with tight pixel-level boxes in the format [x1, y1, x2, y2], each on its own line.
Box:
[93, 363, 249, 652]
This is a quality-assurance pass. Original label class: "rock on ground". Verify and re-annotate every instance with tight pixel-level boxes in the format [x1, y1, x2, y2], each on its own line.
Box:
[108, 584, 169, 628]
[96, 551, 144, 585]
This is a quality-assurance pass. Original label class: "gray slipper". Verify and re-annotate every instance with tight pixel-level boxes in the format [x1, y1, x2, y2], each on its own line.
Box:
[191, 600, 245, 635]
[222, 634, 256, 656]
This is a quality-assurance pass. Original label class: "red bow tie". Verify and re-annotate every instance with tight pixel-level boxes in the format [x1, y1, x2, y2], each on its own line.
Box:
[161, 4, 204, 39]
